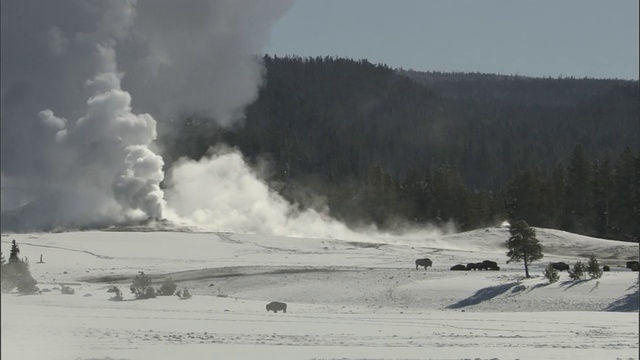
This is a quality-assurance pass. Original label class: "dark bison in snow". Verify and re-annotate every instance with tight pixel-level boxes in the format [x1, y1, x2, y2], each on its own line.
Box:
[482, 260, 499, 270]
[450, 264, 467, 271]
[415, 258, 433, 270]
[466, 263, 477, 271]
[475, 262, 485, 270]
[603, 265, 610, 272]
[626, 261, 639, 271]
[551, 262, 570, 272]
[266, 301, 287, 313]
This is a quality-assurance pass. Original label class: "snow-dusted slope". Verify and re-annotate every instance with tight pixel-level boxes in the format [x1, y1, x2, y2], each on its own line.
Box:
[1, 227, 638, 360]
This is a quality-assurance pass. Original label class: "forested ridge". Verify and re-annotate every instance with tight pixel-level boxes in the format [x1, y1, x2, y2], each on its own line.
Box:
[159, 55, 640, 242]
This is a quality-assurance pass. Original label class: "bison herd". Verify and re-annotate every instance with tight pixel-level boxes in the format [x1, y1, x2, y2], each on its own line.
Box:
[418, 259, 640, 272]
[266, 259, 639, 315]
[450, 260, 500, 271]
[415, 258, 501, 271]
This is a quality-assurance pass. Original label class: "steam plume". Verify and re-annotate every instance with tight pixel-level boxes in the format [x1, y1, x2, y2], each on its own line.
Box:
[1, 0, 290, 230]
[1, 1, 450, 243]
[164, 146, 365, 240]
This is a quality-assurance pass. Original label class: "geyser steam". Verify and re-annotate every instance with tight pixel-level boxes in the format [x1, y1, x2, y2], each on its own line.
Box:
[1, 0, 291, 231]
[164, 146, 363, 239]
[41, 43, 165, 219]
[1, 1, 450, 242]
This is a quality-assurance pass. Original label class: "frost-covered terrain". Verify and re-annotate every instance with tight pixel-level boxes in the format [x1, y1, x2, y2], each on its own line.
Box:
[1, 227, 638, 360]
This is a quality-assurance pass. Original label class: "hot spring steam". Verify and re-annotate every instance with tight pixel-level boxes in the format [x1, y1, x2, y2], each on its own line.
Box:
[1, 1, 452, 242]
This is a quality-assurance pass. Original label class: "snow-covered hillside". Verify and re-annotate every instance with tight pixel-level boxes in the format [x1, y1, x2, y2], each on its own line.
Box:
[1, 227, 638, 360]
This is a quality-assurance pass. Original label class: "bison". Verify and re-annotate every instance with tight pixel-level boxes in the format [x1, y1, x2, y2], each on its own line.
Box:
[415, 258, 433, 270]
[466, 263, 477, 271]
[482, 260, 499, 270]
[551, 262, 570, 272]
[266, 301, 287, 313]
[603, 265, 610, 272]
[626, 261, 639, 271]
[475, 262, 485, 270]
[450, 264, 467, 271]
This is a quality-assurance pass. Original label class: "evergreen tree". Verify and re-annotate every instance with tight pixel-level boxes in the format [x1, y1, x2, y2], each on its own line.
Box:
[130, 271, 153, 299]
[157, 55, 639, 240]
[506, 220, 544, 278]
[546, 164, 566, 229]
[562, 144, 593, 234]
[0, 251, 7, 292]
[158, 277, 177, 296]
[569, 261, 586, 280]
[1, 241, 38, 294]
[543, 263, 559, 283]
[14, 260, 38, 294]
[9, 240, 20, 263]
[591, 158, 613, 238]
[505, 169, 548, 227]
[610, 147, 639, 241]
[587, 254, 603, 279]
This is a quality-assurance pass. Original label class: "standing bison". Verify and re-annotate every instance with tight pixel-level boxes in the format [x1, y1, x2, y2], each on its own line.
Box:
[551, 262, 570, 272]
[482, 260, 499, 270]
[415, 258, 433, 270]
[266, 301, 287, 313]
[626, 261, 639, 271]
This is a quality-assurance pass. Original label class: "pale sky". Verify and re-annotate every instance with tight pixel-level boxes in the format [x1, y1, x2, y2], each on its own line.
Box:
[265, 0, 639, 80]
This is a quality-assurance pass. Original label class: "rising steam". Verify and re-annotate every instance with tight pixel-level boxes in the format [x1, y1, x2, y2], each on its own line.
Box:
[1, 0, 450, 242]
[164, 145, 365, 240]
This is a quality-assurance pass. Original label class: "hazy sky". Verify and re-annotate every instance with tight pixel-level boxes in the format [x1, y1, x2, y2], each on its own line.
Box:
[265, 0, 639, 80]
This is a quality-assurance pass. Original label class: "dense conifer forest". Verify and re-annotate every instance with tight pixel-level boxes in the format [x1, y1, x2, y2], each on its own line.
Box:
[159, 55, 640, 242]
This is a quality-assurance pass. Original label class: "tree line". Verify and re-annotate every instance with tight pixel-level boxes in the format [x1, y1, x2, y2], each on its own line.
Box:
[158, 55, 640, 242]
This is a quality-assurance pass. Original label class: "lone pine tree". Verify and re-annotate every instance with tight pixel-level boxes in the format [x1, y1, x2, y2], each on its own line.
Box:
[9, 240, 20, 263]
[506, 220, 544, 278]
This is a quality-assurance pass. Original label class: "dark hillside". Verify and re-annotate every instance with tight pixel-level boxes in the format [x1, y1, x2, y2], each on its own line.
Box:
[399, 70, 625, 106]
[159, 55, 640, 241]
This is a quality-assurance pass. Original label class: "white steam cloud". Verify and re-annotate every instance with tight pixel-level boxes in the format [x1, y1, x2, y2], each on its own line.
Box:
[164, 146, 365, 240]
[1, 0, 452, 243]
[1, 0, 291, 232]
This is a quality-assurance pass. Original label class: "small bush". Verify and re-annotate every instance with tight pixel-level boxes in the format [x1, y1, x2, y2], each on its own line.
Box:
[61, 285, 75, 295]
[543, 263, 559, 283]
[158, 277, 177, 296]
[144, 287, 156, 299]
[216, 287, 228, 298]
[587, 254, 603, 279]
[107, 285, 124, 301]
[569, 261, 586, 280]
[176, 288, 192, 300]
[107, 286, 123, 300]
[130, 271, 153, 299]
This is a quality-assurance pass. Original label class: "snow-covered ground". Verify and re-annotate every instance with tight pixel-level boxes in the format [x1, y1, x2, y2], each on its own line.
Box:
[1, 226, 638, 360]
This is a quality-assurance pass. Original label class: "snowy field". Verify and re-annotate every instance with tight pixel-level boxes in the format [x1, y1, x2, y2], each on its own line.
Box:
[1, 226, 638, 360]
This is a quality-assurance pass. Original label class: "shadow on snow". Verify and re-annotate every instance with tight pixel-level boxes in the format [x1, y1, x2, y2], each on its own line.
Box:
[447, 282, 519, 309]
[559, 278, 591, 291]
[605, 286, 639, 312]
